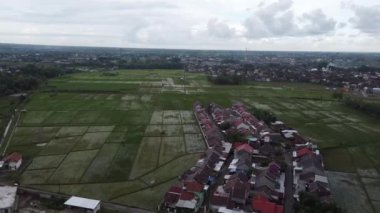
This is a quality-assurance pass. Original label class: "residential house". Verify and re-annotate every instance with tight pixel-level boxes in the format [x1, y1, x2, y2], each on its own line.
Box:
[1, 152, 22, 171]
[252, 195, 284, 213]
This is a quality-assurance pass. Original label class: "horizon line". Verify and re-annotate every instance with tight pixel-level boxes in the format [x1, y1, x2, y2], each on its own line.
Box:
[1, 42, 379, 54]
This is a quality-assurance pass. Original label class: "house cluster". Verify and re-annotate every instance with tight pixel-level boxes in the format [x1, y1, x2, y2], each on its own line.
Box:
[271, 121, 332, 203]
[292, 146, 331, 202]
[208, 103, 285, 212]
[161, 101, 332, 212]
[0, 152, 22, 171]
[160, 103, 232, 212]
[184, 53, 380, 91]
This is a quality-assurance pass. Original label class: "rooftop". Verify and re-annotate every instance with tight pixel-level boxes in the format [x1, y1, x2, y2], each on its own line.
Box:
[0, 186, 17, 209]
[64, 196, 100, 210]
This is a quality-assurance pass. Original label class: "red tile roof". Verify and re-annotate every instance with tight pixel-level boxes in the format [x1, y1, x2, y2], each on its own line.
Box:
[252, 195, 283, 213]
[164, 193, 180, 205]
[235, 143, 254, 154]
[169, 186, 182, 194]
[210, 193, 229, 206]
[3, 152, 22, 163]
[163, 186, 182, 205]
[233, 142, 245, 149]
[179, 191, 195, 201]
[184, 181, 204, 192]
[295, 148, 312, 158]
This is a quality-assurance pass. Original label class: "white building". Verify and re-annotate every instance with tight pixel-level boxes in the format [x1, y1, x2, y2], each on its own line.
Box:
[64, 196, 101, 213]
[0, 186, 17, 213]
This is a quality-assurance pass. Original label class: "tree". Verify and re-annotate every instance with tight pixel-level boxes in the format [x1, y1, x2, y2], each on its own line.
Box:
[332, 91, 343, 99]
[295, 192, 343, 213]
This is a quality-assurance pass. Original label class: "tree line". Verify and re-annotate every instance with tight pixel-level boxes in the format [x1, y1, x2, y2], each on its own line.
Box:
[343, 96, 380, 117]
[0, 64, 74, 96]
[207, 74, 246, 85]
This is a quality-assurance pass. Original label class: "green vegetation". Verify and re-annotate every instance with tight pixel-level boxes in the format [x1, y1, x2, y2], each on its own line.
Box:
[3, 69, 380, 210]
[343, 96, 380, 117]
[0, 64, 74, 96]
[295, 192, 342, 213]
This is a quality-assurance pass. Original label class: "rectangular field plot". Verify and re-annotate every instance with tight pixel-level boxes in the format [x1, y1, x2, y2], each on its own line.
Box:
[141, 94, 152, 102]
[73, 132, 111, 151]
[362, 178, 380, 202]
[144, 125, 163, 137]
[327, 171, 373, 213]
[106, 132, 127, 143]
[81, 143, 120, 182]
[48, 150, 98, 184]
[71, 111, 101, 124]
[149, 111, 163, 124]
[12, 127, 60, 145]
[146, 120, 184, 137]
[87, 125, 115, 132]
[322, 148, 356, 172]
[95, 111, 123, 124]
[162, 110, 181, 124]
[246, 101, 273, 111]
[363, 144, 380, 165]
[43, 111, 79, 124]
[129, 137, 161, 179]
[56, 126, 88, 137]
[162, 125, 183, 136]
[143, 154, 199, 185]
[319, 111, 344, 123]
[183, 124, 200, 134]
[159, 137, 186, 165]
[347, 147, 375, 170]
[118, 100, 147, 110]
[119, 110, 152, 125]
[301, 110, 325, 120]
[184, 134, 205, 153]
[39, 136, 80, 155]
[22, 111, 54, 124]
[27, 155, 66, 170]
[111, 179, 178, 210]
[121, 94, 139, 101]
[15, 127, 59, 143]
[107, 143, 140, 182]
[56, 179, 147, 201]
[180, 111, 195, 124]
[15, 126, 59, 136]
[21, 169, 56, 184]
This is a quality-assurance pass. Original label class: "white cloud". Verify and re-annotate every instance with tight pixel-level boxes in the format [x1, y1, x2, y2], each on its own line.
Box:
[244, 0, 336, 38]
[348, 4, 380, 35]
[207, 19, 236, 38]
[0, 0, 378, 51]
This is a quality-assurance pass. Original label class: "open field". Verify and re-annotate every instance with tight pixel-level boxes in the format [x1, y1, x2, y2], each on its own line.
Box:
[327, 171, 373, 213]
[0, 97, 18, 140]
[4, 69, 380, 210]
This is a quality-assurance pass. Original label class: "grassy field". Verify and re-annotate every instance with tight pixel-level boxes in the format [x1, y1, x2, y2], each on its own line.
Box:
[3, 69, 380, 211]
[0, 97, 17, 136]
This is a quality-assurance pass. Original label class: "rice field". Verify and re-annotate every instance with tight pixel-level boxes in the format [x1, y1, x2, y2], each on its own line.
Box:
[4, 69, 380, 211]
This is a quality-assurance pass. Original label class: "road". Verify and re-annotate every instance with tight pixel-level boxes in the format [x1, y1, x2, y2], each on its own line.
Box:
[284, 152, 295, 213]
[16, 186, 154, 213]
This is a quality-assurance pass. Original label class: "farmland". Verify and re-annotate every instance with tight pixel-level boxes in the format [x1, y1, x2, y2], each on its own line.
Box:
[3, 69, 380, 211]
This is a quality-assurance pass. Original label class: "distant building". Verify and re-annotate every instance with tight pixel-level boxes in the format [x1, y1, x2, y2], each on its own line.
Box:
[0, 186, 17, 213]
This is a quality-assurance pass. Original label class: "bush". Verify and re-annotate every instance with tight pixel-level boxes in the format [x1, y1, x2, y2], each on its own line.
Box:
[343, 96, 380, 117]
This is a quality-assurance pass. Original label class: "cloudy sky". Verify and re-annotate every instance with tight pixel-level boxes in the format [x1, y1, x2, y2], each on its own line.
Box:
[0, 0, 379, 52]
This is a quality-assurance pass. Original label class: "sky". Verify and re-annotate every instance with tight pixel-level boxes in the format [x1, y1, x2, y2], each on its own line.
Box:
[0, 0, 379, 52]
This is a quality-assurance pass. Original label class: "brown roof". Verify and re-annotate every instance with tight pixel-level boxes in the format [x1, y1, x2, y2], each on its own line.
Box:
[3, 152, 22, 162]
